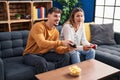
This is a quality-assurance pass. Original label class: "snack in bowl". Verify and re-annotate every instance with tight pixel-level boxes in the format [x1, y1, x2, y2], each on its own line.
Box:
[69, 65, 81, 76]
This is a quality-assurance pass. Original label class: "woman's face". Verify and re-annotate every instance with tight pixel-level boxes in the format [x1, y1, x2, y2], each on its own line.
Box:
[74, 11, 84, 25]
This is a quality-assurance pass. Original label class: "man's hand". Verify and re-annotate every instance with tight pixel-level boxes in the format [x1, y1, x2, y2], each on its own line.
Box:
[68, 45, 76, 52]
[62, 40, 76, 51]
[62, 40, 73, 46]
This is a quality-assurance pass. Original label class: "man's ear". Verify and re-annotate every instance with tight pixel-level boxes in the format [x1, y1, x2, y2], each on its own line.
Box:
[47, 14, 50, 17]
[47, 14, 52, 18]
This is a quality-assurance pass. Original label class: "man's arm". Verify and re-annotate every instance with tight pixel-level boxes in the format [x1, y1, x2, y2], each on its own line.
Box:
[53, 28, 71, 54]
[55, 46, 69, 54]
[30, 23, 63, 50]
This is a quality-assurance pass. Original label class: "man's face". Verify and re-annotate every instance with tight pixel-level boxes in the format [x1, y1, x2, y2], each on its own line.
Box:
[48, 12, 61, 26]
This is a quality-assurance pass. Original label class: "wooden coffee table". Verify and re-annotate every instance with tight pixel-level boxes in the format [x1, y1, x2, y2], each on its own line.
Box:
[35, 59, 120, 80]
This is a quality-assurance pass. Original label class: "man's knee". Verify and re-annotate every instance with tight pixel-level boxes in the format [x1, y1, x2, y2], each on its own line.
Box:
[23, 54, 47, 66]
[62, 53, 71, 65]
[23, 54, 48, 73]
[61, 53, 70, 61]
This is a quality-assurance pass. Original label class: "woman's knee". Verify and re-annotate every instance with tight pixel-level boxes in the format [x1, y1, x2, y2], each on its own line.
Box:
[91, 49, 95, 54]
[89, 49, 96, 58]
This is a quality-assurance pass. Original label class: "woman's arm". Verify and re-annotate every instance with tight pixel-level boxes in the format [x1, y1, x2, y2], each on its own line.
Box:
[76, 24, 91, 51]
[81, 24, 91, 46]
[62, 24, 73, 41]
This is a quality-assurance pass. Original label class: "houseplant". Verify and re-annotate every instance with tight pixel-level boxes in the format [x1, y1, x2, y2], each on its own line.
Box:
[54, 0, 82, 24]
[15, 13, 21, 19]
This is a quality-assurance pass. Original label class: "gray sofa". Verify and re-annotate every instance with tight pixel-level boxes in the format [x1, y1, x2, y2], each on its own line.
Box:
[0, 29, 120, 80]
[95, 32, 120, 69]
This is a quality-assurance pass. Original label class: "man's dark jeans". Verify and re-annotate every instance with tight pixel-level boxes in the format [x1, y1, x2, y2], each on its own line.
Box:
[23, 51, 70, 74]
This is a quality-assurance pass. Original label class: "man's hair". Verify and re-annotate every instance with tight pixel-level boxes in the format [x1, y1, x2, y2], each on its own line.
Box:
[47, 7, 62, 15]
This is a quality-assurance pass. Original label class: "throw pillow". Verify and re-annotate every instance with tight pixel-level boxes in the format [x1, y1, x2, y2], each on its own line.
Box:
[90, 23, 116, 45]
[84, 23, 91, 42]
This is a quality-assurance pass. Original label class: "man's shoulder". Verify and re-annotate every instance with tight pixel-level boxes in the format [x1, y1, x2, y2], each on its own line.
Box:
[33, 21, 46, 29]
[34, 21, 45, 26]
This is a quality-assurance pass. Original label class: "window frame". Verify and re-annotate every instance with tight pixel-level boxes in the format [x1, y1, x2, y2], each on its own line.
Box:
[94, 0, 120, 32]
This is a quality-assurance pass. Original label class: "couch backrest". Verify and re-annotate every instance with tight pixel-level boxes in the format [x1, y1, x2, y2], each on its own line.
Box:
[0, 30, 29, 58]
[84, 22, 92, 42]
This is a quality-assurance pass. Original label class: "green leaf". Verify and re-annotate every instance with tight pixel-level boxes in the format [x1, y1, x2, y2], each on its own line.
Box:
[55, 0, 82, 24]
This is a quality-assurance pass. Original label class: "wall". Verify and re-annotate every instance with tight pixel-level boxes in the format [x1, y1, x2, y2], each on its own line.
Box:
[53, 0, 95, 22]
[80, 0, 95, 22]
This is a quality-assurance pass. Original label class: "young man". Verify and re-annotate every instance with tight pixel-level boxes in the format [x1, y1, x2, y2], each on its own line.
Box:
[23, 7, 74, 74]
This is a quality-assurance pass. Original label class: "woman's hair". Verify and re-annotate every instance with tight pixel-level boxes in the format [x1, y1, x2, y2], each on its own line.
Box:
[67, 7, 84, 26]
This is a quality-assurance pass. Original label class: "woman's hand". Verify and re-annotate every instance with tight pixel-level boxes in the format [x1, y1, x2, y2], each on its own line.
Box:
[83, 45, 91, 51]
[90, 44, 97, 49]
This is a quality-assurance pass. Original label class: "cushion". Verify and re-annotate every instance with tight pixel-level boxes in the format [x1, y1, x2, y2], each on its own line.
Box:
[3, 56, 36, 80]
[90, 23, 116, 45]
[84, 22, 93, 42]
[4, 63, 35, 80]
[95, 45, 120, 69]
[0, 30, 29, 58]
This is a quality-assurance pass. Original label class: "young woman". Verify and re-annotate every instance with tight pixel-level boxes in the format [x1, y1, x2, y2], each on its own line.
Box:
[61, 7, 96, 64]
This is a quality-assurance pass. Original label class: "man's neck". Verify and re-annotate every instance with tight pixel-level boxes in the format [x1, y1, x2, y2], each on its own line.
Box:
[45, 21, 54, 29]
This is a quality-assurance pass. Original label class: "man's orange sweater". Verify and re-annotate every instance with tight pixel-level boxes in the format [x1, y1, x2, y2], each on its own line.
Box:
[23, 21, 69, 55]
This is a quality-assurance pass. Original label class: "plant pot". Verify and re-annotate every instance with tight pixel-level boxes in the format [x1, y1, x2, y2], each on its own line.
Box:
[16, 17, 21, 19]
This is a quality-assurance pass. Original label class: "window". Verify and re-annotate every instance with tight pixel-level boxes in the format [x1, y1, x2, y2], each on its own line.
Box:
[95, 0, 120, 32]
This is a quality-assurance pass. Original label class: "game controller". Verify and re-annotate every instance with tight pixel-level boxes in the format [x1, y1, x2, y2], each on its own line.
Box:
[91, 44, 97, 49]
[69, 43, 76, 48]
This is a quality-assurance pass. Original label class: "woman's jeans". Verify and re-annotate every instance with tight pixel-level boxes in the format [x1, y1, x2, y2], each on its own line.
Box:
[70, 49, 95, 64]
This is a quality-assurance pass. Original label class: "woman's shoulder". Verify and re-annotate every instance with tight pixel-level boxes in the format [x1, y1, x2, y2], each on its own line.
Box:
[63, 23, 72, 29]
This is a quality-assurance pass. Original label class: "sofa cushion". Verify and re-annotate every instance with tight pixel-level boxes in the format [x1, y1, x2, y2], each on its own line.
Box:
[84, 22, 94, 42]
[3, 56, 23, 63]
[56, 25, 62, 33]
[95, 45, 120, 69]
[3, 56, 35, 80]
[0, 30, 29, 58]
[4, 63, 35, 80]
[90, 23, 116, 45]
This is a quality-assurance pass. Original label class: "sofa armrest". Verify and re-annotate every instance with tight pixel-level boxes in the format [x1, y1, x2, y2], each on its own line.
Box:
[0, 58, 4, 80]
[114, 32, 120, 44]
